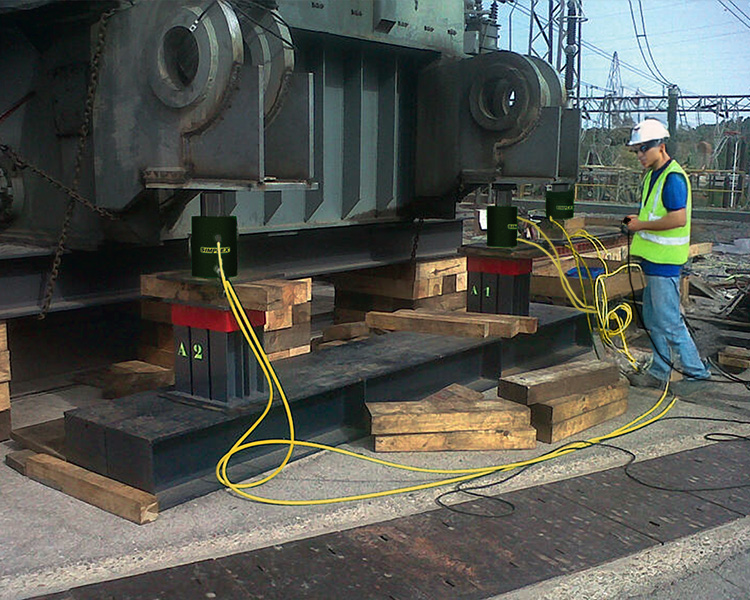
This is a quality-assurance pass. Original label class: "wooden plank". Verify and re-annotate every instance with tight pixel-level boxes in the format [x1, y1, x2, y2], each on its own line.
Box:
[266, 344, 311, 362]
[0, 408, 9, 442]
[293, 277, 313, 304]
[25, 454, 158, 524]
[374, 427, 537, 452]
[534, 397, 628, 443]
[418, 310, 538, 335]
[689, 242, 713, 258]
[141, 273, 291, 311]
[366, 310, 492, 338]
[413, 292, 466, 312]
[140, 299, 172, 324]
[140, 322, 174, 349]
[334, 308, 368, 324]
[718, 353, 750, 370]
[530, 379, 629, 425]
[322, 321, 370, 342]
[10, 417, 66, 459]
[332, 274, 444, 300]
[414, 257, 467, 280]
[538, 217, 586, 239]
[262, 322, 311, 353]
[264, 306, 293, 332]
[0, 321, 7, 352]
[0, 350, 10, 383]
[367, 392, 531, 435]
[5, 449, 35, 476]
[74, 360, 174, 399]
[0, 381, 9, 412]
[498, 359, 621, 405]
[721, 346, 750, 360]
[292, 301, 312, 324]
[137, 346, 175, 369]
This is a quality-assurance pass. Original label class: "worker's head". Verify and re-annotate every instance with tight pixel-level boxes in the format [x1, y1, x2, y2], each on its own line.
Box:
[627, 119, 670, 169]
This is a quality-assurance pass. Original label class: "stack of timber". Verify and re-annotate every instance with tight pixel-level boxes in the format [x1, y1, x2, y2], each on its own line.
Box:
[0, 321, 10, 440]
[366, 384, 537, 452]
[75, 360, 175, 399]
[330, 257, 467, 324]
[139, 299, 175, 369]
[366, 309, 537, 339]
[140, 273, 312, 361]
[499, 358, 628, 443]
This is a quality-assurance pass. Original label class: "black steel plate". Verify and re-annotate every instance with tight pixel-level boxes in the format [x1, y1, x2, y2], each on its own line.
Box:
[547, 465, 742, 542]
[57, 559, 254, 600]
[625, 440, 750, 516]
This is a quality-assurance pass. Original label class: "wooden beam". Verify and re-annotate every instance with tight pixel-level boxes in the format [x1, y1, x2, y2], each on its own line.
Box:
[366, 310, 529, 338]
[25, 454, 158, 525]
[374, 427, 537, 452]
[498, 359, 621, 405]
[11, 418, 66, 459]
[530, 379, 629, 425]
[533, 397, 628, 443]
[367, 385, 531, 435]
[322, 321, 371, 342]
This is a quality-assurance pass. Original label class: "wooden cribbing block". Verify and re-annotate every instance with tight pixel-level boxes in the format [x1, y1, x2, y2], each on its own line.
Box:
[141, 299, 172, 324]
[137, 346, 175, 369]
[25, 454, 158, 524]
[266, 344, 311, 362]
[366, 310, 531, 338]
[530, 379, 629, 443]
[0, 321, 7, 351]
[332, 274, 445, 300]
[689, 242, 713, 258]
[367, 384, 531, 435]
[718, 346, 750, 370]
[499, 359, 620, 405]
[141, 274, 311, 312]
[533, 396, 628, 443]
[374, 427, 537, 452]
[75, 360, 174, 399]
[0, 350, 11, 383]
[417, 310, 538, 335]
[322, 321, 370, 342]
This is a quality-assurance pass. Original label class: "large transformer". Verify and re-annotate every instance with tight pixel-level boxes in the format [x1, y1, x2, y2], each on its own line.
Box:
[0, 0, 579, 317]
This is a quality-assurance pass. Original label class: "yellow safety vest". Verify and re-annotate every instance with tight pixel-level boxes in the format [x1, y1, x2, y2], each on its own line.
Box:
[630, 160, 691, 265]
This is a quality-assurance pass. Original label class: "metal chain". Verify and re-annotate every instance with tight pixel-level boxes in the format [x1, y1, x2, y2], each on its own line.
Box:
[38, 7, 117, 319]
[410, 217, 424, 263]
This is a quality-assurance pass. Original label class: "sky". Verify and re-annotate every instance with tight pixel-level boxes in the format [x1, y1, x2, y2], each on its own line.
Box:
[494, 0, 750, 99]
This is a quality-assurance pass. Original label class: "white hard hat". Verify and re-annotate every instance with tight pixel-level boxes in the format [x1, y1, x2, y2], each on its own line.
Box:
[627, 119, 670, 146]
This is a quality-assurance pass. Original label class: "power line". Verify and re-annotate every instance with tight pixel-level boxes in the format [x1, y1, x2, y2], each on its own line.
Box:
[627, 0, 673, 86]
[509, 1, 666, 88]
[717, 0, 750, 28]
[726, 0, 750, 22]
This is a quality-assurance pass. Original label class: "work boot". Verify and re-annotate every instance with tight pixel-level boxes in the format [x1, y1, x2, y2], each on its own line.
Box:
[626, 370, 668, 390]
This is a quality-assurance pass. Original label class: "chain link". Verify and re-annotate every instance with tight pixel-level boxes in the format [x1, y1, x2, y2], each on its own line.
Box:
[37, 7, 118, 319]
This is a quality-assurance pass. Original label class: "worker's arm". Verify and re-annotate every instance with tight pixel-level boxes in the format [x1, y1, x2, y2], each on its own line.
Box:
[625, 208, 686, 232]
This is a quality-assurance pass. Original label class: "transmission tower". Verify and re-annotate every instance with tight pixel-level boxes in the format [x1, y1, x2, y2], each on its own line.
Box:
[600, 52, 628, 129]
[526, 0, 584, 105]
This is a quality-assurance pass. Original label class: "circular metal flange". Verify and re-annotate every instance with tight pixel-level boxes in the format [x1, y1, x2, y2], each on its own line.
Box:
[234, 2, 295, 125]
[468, 51, 550, 147]
[149, 1, 243, 132]
[526, 55, 567, 107]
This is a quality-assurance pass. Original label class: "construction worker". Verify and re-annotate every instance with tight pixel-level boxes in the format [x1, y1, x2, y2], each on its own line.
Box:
[623, 118, 711, 388]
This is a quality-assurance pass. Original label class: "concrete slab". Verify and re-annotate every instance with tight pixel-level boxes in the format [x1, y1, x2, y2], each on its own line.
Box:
[2, 377, 750, 599]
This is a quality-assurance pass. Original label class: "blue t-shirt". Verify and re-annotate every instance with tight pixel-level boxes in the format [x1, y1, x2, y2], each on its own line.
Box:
[640, 160, 687, 277]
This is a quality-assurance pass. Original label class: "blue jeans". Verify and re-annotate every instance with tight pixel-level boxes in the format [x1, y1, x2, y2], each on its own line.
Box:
[642, 274, 710, 381]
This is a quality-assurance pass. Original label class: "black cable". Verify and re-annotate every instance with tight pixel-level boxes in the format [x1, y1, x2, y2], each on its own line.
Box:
[623, 417, 750, 492]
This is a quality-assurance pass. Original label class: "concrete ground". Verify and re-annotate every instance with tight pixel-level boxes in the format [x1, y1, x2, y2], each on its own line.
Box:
[2, 367, 750, 600]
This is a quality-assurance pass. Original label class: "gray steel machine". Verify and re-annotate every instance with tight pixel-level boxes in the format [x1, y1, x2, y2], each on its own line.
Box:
[0, 0, 578, 317]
